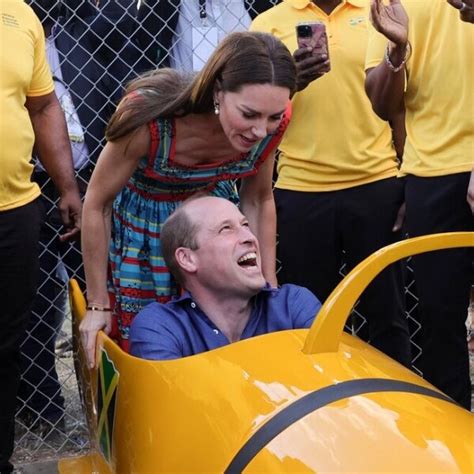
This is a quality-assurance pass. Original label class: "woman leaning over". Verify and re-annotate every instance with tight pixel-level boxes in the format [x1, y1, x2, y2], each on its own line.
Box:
[79, 31, 297, 367]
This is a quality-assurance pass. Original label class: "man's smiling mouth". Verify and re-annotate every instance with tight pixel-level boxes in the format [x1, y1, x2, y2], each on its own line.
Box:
[237, 252, 258, 267]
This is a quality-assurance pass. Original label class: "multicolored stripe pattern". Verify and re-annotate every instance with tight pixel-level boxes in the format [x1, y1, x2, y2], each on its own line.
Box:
[109, 111, 290, 344]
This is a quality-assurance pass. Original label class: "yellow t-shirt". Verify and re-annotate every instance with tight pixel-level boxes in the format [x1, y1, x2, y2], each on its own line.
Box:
[251, 0, 398, 192]
[0, 0, 54, 211]
[366, 0, 474, 177]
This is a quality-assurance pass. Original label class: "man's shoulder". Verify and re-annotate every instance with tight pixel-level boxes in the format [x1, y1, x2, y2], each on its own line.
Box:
[131, 299, 187, 329]
[263, 283, 321, 310]
[259, 284, 321, 330]
[129, 298, 192, 360]
[274, 283, 322, 311]
[272, 283, 317, 300]
[1, 0, 32, 13]
[1, 0, 40, 29]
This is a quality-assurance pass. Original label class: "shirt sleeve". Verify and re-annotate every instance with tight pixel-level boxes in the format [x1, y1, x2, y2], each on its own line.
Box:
[129, 304, 184, 360]
[288, 285, 322, 329]
[365, 21, 388, 71]
[249, 11, 272, 33]
[27, 7, 54, 97]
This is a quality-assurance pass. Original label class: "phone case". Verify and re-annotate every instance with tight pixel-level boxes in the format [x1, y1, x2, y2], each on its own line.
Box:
[296, 22, 329, 58]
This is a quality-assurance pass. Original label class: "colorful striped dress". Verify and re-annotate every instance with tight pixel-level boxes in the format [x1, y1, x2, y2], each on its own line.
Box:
[109, 112, 290, 349]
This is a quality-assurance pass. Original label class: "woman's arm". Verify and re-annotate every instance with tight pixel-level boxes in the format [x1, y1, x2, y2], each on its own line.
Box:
[240, 152, 277, 287]
[80, 125, 150, 368]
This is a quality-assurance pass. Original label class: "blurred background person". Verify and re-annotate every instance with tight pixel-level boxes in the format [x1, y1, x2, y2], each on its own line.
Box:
[251, 0, 411, 366]
[365, 0, 473, 408]
[0, 0, 81, 470]
[17, 0, 143, 439]
[136, 0, 280, 71]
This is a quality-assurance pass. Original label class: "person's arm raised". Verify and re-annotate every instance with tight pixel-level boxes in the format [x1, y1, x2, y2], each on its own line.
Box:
[240, 152, 277, 287]
[80, 125, 150, 368]
[365, 0, 409, 121]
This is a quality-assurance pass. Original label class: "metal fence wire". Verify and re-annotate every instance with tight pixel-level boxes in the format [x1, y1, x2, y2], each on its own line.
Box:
[14, 0, 427, 464]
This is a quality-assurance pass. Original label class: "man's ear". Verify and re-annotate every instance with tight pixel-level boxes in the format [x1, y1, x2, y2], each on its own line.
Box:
[175, 247, 198, 274]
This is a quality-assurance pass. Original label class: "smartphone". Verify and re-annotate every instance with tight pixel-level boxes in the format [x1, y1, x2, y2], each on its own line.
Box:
[296, 21, 329, 59]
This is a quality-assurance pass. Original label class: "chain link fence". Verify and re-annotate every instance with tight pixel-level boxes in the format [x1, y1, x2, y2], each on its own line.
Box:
[12, 0, 468, 467]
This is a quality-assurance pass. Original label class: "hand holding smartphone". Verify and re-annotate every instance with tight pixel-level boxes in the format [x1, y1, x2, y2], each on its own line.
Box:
[296, 21, 330, 60]
[294, 21, 331, 90]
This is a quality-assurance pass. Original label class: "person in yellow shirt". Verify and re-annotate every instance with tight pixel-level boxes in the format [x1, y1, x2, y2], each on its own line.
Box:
[0, 1, 82, 471]
[251, 0, 411, 366]
[365, 0, 473, 409]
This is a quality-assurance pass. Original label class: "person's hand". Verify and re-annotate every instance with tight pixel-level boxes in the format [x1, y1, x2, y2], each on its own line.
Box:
[392, 202, 406, 232]
[467, 170, 474, 213]
[293, 47, 330, 92]
[370, 0, 409, 46]
[447, 0, 474, 23]
[79, 309, 112, 369]
[57, 190, 82, 241]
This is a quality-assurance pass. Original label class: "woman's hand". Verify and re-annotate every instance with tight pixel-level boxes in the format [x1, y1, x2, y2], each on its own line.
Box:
[79, 309, 112, 369]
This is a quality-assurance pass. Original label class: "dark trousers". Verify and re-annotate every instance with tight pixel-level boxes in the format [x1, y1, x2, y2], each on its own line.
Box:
[0, 199, 43, 473]
[405, 173, 473, 409]
[275, 178, 411, 366]
[18, 175, 85, 425]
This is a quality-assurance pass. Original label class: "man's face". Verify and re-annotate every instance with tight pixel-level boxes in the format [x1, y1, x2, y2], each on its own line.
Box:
[185, 198, 266, 297]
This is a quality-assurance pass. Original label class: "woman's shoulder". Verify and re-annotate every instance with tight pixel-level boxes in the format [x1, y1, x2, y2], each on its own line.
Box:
[107, 123, 152, 162]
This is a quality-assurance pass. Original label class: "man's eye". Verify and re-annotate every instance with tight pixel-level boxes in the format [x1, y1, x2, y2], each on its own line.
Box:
[219, 225, 231, 233]
[243, 112, 256, 119]
[242, 222, 250, 227]
[270, 115, 283, 121]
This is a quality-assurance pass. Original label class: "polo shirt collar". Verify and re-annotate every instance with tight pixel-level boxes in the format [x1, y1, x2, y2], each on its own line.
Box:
[174, 283, 276, 304]
[287, 0, 366, 9]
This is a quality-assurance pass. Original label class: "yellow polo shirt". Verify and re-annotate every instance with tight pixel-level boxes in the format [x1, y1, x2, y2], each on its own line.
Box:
[0, 0, 54, 211]
[366, 1, 474, 177]
[251, 0, 398, 191]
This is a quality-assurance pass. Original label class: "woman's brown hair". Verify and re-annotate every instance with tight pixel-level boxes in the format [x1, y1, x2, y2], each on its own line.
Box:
[106, 31, 296, 141]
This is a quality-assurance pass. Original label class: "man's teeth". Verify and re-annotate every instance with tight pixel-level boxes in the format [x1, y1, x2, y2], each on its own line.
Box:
[238, 252, 257, 264]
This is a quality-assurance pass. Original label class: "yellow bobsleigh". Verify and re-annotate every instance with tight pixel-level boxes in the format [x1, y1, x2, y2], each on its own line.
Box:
[61, 232, 473, 473]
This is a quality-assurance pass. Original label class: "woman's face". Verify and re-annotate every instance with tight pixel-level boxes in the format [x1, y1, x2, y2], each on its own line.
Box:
[216, 84, 289, 153]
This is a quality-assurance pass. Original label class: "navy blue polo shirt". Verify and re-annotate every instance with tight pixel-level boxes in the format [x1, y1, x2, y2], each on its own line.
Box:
[129, 284, 321, 360]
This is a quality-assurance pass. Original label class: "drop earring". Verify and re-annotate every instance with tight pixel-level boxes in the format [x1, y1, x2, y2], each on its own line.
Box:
[214, 101, 220, 115]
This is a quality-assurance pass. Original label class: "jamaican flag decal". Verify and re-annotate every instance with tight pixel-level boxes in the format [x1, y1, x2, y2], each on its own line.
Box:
[97, 349, 119, 464]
